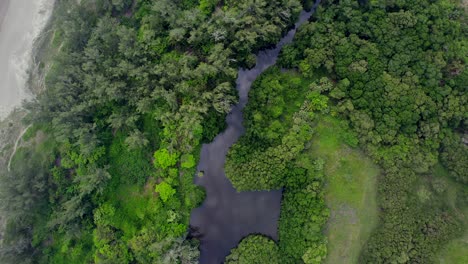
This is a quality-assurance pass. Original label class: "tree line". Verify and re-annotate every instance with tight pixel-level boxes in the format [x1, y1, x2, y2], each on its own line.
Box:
[225, 69, 332, 263]
[277, 0, 467, 262]
[0, 0, 305, 262]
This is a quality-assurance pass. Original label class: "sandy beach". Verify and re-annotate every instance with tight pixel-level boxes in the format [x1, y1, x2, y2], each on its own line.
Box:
[0, 0, 10, 31]
[0, 0, 54, 120]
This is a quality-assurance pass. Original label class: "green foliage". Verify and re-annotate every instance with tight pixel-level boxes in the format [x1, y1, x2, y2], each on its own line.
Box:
[108, 132, 153, 186]
[225, 70, 332, 262]
[226, 70, 330, 191]
[93, 229, 133, 264]
[440, 131, 468, 184]
[155, 182, 177, 203]
[1, 0, 308, 262]
[225, 235, 280, 264]
[278, 168, 329, 263]
[202, 110, 227, 142]
[308, 116, 379, 264]
[125, 129, 149, 150]
[180, 154, 196, 169]
[243, 68, 310, 145]
[199, 0, 218, 15]
[45, 228, 94, 264]
[0, 145, 52, 263]
[93, 203, 116, 226]
[3, 0, 466, 263]
[278, 0, 468, 262]
[302, 243, 328, 264]
[154, 148, 179, 169]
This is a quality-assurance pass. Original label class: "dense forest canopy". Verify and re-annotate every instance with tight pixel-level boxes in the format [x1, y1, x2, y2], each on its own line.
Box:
[225, 0, 467, 262]
[0, 0, 466, 263]
[1, 0, 304, 262]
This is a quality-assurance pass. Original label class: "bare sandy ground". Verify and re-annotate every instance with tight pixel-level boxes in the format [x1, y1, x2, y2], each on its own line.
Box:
[0, 0, 10, 31]
[0, 0, 54, 121]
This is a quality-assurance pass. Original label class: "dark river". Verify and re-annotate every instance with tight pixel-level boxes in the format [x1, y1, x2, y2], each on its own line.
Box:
[189, 3, 320, 263]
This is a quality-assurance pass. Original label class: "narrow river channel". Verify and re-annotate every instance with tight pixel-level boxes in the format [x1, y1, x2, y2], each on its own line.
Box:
[190, 2, 321, 263]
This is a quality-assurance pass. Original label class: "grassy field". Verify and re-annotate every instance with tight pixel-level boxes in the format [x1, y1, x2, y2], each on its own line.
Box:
[308, 115, 379, 264]
[438, 230, 468, 264]
[433, 164, 468, 264]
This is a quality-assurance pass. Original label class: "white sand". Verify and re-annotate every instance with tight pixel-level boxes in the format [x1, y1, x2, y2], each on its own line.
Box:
[0, 0, 10, 30]
[0, 0, 55, 120]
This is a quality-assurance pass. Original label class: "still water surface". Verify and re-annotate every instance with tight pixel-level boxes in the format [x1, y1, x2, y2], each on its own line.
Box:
[190, 2, 321, 263]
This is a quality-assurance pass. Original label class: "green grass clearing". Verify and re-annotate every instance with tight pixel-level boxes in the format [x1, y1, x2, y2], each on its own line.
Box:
[433, 164, 468, 264]
[437, 230, 468, 264]
[308, 115, 379, 264]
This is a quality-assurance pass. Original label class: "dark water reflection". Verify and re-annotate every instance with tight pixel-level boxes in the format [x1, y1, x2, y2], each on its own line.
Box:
[190, 3, 320, 263]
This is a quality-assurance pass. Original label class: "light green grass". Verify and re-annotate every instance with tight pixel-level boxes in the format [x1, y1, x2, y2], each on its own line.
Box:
[438, 231, 468, 264]
[433, 164, 468, 264]
[309, 115, 379, 264]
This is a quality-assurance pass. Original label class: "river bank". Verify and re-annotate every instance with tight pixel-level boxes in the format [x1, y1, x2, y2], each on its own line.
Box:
[189, 4, 320, 262]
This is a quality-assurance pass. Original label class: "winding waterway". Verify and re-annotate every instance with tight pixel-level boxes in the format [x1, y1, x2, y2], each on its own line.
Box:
[189, 3, 321, 263]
